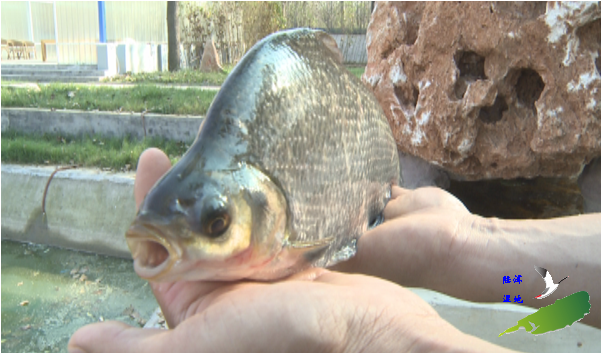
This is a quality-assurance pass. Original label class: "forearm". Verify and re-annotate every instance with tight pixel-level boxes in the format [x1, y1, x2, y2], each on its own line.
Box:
[404, 323, 515, 353]
[377, 313, 515, 352]
[344, 289, 515, 353]
[435, 213, 601, 328]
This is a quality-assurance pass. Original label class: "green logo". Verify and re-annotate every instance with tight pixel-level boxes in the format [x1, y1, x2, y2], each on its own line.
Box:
[499, 291, 591, 337]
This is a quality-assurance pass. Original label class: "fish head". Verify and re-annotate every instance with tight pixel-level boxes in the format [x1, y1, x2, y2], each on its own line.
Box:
[126, 157, 288, 282]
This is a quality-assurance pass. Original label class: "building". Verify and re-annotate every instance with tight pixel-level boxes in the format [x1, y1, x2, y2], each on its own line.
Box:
[1, 1, 168, 73]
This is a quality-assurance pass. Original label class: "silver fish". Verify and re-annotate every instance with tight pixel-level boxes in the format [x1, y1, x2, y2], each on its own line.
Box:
[126, 29, 401, 281]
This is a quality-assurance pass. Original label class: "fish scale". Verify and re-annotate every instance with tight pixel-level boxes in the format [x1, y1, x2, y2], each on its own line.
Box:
[126, 29, 401, 281]
[238, 30, 400, 266]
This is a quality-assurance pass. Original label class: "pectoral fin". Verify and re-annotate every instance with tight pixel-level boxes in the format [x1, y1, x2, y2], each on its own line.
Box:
[288, 237, 334, 263]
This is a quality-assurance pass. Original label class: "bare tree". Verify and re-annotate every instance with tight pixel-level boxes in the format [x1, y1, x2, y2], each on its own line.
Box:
[167, 1, 180, 72]
[281, 1, 370, 34]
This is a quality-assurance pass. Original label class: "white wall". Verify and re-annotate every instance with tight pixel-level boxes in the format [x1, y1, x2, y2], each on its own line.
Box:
[1, 2, 30, 40]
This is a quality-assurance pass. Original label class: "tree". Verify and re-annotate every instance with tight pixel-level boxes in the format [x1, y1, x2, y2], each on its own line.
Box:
[167, 1, 180, 72]
[240, 2, 286, 50]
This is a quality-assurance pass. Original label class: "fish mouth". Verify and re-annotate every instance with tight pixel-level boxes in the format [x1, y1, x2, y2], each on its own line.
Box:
[125, 223, 181, 280]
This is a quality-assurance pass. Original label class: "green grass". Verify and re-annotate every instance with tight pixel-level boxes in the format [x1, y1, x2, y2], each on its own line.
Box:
[1, 130, 190, 171]
[346, 66, 365, 79]
[1, 66, 365, 115]
[1, 84, 217, 116]
[102, 65, 364, 85]
[103, 66, 234, 85]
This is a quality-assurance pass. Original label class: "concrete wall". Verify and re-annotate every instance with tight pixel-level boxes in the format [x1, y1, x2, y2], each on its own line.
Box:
[1, 108, 203, 142]
[1, 164, 135, 258]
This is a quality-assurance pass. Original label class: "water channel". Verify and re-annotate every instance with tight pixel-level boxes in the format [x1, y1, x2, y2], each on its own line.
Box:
[1, 240, 158, 353]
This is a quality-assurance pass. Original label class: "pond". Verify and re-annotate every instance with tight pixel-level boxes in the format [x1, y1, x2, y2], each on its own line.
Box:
[1, 240, 158, 353]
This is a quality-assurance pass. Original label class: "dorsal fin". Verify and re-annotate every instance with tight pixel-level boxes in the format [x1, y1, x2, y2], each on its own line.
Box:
[315, 31, 343, 65]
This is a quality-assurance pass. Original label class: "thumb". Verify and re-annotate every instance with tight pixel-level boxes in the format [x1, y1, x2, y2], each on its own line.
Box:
[134, 148, 172, 211]
[68, 321, 169, 353]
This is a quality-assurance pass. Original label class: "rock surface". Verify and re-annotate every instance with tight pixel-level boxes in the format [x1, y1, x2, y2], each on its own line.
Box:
[364, 2, 601, 180]
[199, 37, 224, 73]
[578, 156, 601, 213]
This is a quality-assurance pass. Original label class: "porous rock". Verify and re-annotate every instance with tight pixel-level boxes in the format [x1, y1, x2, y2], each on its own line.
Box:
[364, 2, 601, 180]
[199, 37, 223, 73]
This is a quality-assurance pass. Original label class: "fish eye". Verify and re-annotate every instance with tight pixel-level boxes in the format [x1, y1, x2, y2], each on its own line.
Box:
[206, 213, 230, 237]
[201, 196, 231, 238]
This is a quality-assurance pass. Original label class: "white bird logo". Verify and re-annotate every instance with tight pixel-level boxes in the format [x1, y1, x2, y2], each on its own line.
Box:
[534, 266, 568, 299]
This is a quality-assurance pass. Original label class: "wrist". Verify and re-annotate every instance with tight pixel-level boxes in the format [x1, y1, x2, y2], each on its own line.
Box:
[425, 214, 510, 300]
[425, 213, 495, 289]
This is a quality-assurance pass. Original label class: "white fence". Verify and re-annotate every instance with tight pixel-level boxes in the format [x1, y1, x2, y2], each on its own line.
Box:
[331, 34, 367, 64]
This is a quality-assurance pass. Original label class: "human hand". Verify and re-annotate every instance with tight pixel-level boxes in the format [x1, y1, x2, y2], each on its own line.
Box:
[336, 180, 602, 330]
[68, 148, 507, 352]
[333, 184, 479, 294]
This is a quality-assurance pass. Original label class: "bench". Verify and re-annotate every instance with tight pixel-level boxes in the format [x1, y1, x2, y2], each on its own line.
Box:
[41, 39, 56, 62]
[23, 41, 36, 59]
[1, 39, 8, 60]
[6, 40, 25, 59]
[3, 40, 36, 60]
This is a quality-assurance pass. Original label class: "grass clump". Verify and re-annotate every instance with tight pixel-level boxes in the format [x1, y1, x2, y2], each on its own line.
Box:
[102, 65, 364, 85]
[1, 130, 190, 171]
[1, 84, 217, 116]
[346, 66, 365, 79]
[103, 67, 234, 85]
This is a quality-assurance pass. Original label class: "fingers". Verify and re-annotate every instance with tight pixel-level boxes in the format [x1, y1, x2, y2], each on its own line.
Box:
[383, 186, 412, 220]
[285, 267, 331, 281]
[68, 321, 169, 353]
[384, 186, 468, 221]
[134, 148, 172, 210]
[391, 185, 410, 199]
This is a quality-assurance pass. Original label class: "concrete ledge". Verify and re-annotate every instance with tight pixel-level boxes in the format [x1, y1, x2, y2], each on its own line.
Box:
[1, 164, 135, 258]
[1, 75, 104, 83]
[1, 108, 203, 142]
[1, 64, 98, 72]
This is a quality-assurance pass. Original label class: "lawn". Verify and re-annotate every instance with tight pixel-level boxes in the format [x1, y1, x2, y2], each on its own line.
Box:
[103, 65, 365, 85]
[102, 67, 234, 85]
[1, 65, 366, 170]
[346, 66, 365, 79]
[1, 130, 190, 171]
[1, 66, 364, 115]
[1, 84, 217, 116]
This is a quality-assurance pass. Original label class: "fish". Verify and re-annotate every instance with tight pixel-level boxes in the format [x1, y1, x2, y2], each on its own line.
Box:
[125, 28, 401, 282]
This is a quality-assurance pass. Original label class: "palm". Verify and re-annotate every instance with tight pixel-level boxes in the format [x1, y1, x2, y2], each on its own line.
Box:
[146, 269, 442, 352]
[149, 280, 227, 327]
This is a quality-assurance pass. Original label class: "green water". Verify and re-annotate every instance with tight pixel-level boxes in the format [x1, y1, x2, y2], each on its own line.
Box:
[1, 240, 159, 353]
